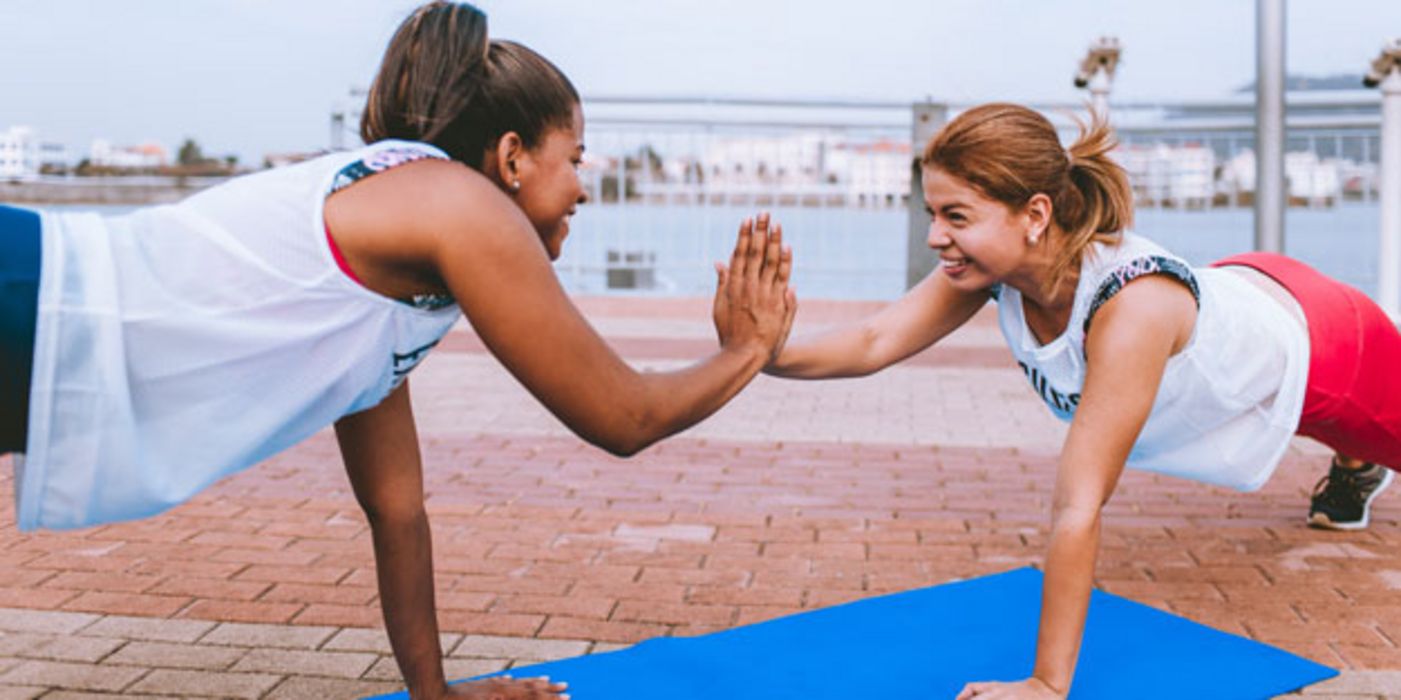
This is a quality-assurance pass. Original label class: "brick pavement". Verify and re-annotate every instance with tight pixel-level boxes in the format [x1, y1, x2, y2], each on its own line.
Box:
[0, 297, 1396, 698]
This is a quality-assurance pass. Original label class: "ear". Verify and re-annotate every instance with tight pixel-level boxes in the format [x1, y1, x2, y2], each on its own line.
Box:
[487, 131, 527, 190]
[1024, 193, 1053, 239]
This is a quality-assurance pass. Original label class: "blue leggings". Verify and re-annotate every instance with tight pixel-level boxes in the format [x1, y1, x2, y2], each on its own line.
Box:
[1, 205, 41, 454]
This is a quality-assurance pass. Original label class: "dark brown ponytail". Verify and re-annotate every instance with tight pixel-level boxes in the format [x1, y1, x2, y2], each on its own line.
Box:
[360, 2, 579, 168]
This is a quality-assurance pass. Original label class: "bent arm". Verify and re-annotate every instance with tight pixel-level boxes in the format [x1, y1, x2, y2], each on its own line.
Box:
[766, 269, 988, 379]
[403, 162, 786, 456]
[1033, 276, 1195, 695]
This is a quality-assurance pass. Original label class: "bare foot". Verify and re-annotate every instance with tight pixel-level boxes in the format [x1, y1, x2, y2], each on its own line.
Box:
[442, 675, 569, 699]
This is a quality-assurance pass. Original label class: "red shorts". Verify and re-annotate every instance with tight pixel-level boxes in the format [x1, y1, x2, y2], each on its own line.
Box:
[1212, 253, 1401, 469]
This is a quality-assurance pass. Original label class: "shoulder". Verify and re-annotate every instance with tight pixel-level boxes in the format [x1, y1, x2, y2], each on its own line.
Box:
[1085, 273, 1197, 362]
[333, 157, 525, 237]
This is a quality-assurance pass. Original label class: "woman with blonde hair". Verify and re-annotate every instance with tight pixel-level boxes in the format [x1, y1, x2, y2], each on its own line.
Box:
[766, 102, 1400, 698]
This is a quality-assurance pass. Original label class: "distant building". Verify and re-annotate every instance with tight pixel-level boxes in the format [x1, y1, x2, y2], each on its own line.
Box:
[263, 151, 324, 169]
[828, 138, 910, 207]
[1115, 143, 1215, 208]
[90, 139, 168, 170]
[1, 126, 40, 180]
[0, 127, 67, 179]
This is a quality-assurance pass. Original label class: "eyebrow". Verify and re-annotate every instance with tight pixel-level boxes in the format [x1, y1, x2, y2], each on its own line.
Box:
[925, 202, 969, 215]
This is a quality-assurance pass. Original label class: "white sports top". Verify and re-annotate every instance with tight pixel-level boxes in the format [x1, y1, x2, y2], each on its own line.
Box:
[20, 140, 461, 530]
[996, 232, 1310, 491]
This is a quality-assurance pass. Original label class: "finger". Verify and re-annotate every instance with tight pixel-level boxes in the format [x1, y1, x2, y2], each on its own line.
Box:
[714, 262, 728, 292]
[760, 221, 783, 286]
[780, 287, 798, 340]
[745, 212, 769, 282]
[776, 244, 793, 288]
[730, 217, 752, 282]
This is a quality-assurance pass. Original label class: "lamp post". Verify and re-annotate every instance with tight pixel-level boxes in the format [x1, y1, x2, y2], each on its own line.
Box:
[1073, 37, 1121, 120]
[1254, 0, 1286, 254]
[1364, 38, 1401, 320]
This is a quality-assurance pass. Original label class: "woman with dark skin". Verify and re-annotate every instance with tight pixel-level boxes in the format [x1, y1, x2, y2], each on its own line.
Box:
[1, 4, 795, 699]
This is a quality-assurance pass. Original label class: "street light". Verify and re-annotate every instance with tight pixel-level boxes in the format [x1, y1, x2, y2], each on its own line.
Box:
[1073, 36, 1122, 119]
[1364, 38, 1401, 320]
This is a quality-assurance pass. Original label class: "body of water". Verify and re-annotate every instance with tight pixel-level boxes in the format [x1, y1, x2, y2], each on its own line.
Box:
[558, 202, 1387, 303]
[31, 201, 1389, 304]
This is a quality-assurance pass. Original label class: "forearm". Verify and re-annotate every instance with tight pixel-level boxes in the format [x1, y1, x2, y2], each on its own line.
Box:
[765, 324, 880, 379]
[1033, 507, 1102, 695]
[370, 511, 446, 697]
[603, 341, 769, 455]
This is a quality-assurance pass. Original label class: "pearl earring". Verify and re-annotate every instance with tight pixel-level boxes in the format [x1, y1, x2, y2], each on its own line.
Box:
[511, 180, 521, 191]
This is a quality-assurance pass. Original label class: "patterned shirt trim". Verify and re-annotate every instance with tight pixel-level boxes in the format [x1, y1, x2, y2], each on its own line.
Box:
[329, 146, 456, 311]
[1083, 255, 1200, 335]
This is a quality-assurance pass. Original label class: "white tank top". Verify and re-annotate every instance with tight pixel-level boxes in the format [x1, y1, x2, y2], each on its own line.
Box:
[995, 233, 1310, 491]
[20, 140, 462, 530]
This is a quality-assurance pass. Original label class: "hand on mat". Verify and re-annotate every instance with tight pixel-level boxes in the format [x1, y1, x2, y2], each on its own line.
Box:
[713, 212, 797, 363]
[442, 675, 569, 699]
[955, 677, 1064, 700]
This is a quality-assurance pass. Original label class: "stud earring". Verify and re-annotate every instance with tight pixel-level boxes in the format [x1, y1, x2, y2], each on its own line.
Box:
[511, 180, 521, 191]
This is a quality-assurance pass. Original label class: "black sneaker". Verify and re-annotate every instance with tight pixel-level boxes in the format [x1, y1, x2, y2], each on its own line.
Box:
[1308, 461, 1394, 530]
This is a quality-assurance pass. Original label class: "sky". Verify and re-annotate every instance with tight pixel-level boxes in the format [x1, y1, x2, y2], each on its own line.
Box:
[1, 0, 1398, 164]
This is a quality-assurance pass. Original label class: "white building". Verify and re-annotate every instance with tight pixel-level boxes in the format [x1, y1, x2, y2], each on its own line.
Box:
[90, 139, 168, 170]
[1221, 149, 1344, 206]
[697, 132, 910, 206]
[0, 126, 40, 180]
[828, 139, 910, 207]
[1117, 143, 1215, 208]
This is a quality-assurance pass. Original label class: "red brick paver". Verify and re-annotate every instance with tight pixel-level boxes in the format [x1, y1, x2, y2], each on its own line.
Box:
[0, 297, 1395, 698]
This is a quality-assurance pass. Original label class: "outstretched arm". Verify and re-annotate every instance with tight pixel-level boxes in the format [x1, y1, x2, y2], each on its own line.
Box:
[384, 161, 794, 456]
[765, 268, 988, 379]
[957, 275, 1195, 700]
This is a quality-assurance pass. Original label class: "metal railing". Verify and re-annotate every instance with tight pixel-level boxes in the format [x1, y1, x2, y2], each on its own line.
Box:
[328, 92, 1392, 303]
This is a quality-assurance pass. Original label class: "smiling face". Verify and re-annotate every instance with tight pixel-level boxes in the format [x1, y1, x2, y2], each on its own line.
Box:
[508, 103, 588, 260]
[921, 166, 1038, 291]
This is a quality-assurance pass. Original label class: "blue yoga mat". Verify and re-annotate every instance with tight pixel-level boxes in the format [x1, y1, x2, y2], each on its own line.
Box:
[368, 567, 1336, 699]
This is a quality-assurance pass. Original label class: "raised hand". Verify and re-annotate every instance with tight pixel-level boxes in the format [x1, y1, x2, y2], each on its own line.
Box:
[712, 212, 797, 362]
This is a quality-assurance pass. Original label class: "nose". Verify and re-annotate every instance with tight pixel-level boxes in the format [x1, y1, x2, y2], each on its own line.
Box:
[577, 190, 589, 205]
[926, 221, 951, 250]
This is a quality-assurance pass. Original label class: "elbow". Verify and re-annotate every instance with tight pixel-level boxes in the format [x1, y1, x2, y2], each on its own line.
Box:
[584, 396, 658, 458]
[1050, 499, 1105, 534]
[589, 425, 652, 458]
[358, 498, 428, 532]
[599, 438, 646, 458]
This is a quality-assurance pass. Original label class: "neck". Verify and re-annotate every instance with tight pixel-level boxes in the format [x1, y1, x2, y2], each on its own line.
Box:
[1007, 242, 1078, 315]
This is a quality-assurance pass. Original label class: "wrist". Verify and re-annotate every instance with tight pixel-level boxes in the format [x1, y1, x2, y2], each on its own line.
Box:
[721, 337, 768, 367]
[1032, 673, 1070, 697]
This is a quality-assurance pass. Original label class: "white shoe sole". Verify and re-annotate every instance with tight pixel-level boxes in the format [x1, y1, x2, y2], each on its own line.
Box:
[1308, 467, 1395, 531]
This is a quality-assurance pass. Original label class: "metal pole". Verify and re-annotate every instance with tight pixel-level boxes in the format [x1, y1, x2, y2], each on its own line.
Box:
[1254, 0, 1286, 253]
[1379, 68, 1401, 319]
[907, 102, 947, 289]
[1088, 70, 1112, 121]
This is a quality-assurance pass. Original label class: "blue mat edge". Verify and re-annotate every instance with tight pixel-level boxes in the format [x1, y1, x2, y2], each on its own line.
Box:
[364, 566, 1339, 699]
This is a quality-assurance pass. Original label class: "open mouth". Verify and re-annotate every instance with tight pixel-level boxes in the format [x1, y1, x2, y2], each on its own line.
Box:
[940, 256, 971, 276]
